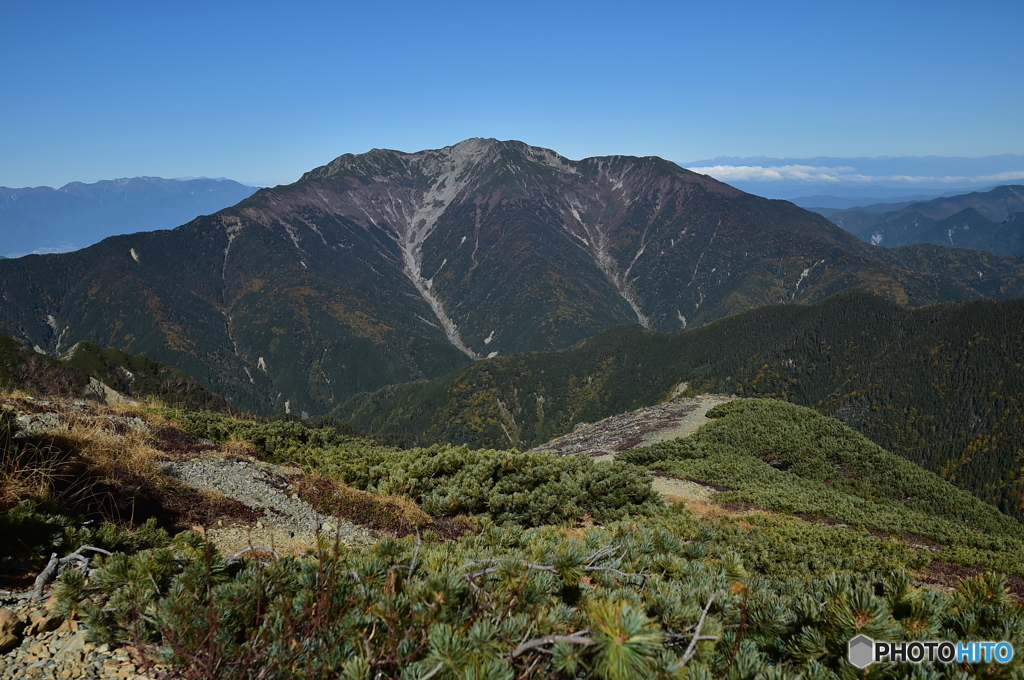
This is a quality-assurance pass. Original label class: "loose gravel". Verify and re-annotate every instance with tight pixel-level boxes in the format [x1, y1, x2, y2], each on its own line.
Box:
[1, 455, 376, 679]
[533, 394, 735, 504]
[533, 393, 733, 460]
[160, 456, 374, 556]
[0, 592, 168, 680]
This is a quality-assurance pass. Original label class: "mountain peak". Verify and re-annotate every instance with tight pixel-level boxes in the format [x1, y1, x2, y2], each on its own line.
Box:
[304, 138, 570, 182]
[440, 136, 499, 154]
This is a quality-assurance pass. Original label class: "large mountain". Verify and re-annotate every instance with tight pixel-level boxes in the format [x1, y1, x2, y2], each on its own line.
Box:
[1, 139, 1023, 416]
[827, 185, 1024, 255]
[0, 176, 258, 257]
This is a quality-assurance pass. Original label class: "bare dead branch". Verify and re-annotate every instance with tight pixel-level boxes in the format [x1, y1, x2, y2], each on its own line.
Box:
[681, 590, 723, 665]
[392, 528, 422, 574]
[30, 545, 116, 600]
[584, 544, 617, 566]
[458, 557, 502, 571]
[30, 553, 60, 601]
[76, 546, 114, 557]
[460, 545, 643, 586]
[417, 661, 444, 680]
[509, 629, 594, 658]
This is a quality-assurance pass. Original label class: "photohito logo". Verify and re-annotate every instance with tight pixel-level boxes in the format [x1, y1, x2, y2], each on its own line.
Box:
[848, 635, 1015, 668]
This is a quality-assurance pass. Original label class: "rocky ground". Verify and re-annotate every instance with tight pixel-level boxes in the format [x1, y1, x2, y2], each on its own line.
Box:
[533, 393, 735, 504]
[1, 396, 379, 678]
[5, 390, 1021, 677]
[2, 394, 738, 679]
[0, 589, 169, 679]
[532, 393, 732, 459]
[159, 455, 374, 557]
[13, 389, 1011, 676]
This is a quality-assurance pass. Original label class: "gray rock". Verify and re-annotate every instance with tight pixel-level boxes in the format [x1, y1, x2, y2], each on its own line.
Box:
[0, 609, 25, 654]
[160, 458, 371, 543]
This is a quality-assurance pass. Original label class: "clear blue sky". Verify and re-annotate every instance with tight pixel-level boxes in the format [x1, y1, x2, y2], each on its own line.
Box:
[2, 0, 1021, 188]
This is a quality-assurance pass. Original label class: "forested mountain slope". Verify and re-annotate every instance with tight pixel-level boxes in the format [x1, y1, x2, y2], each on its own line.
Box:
[0, 333, 229, 411]
[339, 290, 1024, 519]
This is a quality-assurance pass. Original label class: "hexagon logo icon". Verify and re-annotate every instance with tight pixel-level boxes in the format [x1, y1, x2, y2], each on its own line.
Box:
[848, 634, 875, 669]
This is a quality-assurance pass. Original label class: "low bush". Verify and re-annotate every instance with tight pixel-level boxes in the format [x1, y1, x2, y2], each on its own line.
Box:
[620, 399, 1024, 576]
[61, 508, 1024, 679]
[166, 408, 663, 527]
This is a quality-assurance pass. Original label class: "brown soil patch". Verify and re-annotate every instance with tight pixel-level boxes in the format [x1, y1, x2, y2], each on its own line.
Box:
[147, 423, 220, 458]
[718, 500, 766, 514]
[672, 475, 733, 492]
[682, 498, 743, 521]
[1009, 575, 1024, 600]
[897, 531, 944, 551]
[914, 562, 1024, 600]
[915, 561, 984, 590]
[793, 513, 851, 527]
[150, 481, 265, 529]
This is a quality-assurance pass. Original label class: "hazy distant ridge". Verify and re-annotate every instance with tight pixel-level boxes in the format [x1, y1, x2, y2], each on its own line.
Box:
[826, 185, 1024, 256]
[0, 176, 258, 257]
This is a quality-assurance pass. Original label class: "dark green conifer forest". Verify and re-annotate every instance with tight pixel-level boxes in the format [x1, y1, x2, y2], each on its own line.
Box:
[339, 290, 1024, 521]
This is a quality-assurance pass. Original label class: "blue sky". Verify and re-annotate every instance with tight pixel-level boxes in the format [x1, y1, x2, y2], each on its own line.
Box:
[2, 0, 1022, 189]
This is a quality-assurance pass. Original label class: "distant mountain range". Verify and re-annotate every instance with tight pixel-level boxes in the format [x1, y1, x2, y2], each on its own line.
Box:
[1, 139, 1023, 417]
[822, 185, 1024, 256]
[0, 176, 258, 257]
[793, 192, 982, 213]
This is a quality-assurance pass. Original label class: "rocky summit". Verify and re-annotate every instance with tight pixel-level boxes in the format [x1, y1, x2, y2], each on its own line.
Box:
[2, 139, 1023, 416]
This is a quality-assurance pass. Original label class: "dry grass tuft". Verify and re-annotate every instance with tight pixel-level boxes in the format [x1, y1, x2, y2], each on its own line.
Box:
[3, 399, 289, 535]
[222, 437, 263, 461]
[2, 400, 177, 524]
[0, 386, 34, 402]
[293, 472, 478, 540]
[138, 394, 170, 410]
[48, 419, 164, 485]
[105, 399, 169, 423]
[0, 440, 72, 509]
[296, 472, 431, 527]
[2, 405, 73, 509]
[148, 422, 219, 458]
[680, 497, 764, 522]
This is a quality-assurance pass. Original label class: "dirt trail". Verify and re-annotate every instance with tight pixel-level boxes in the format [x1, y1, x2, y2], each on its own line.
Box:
[532, 393, 735, 503]
[532, 393, 733, 460]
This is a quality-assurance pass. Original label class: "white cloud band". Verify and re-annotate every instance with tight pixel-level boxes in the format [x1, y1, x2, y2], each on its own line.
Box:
[686, 165, 1024, 185]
